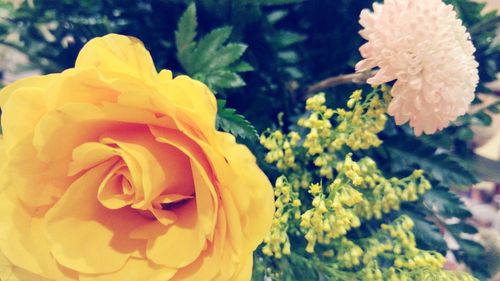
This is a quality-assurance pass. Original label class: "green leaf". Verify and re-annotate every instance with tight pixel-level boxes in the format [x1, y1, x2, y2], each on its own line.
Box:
[278, 50, 300, 64]
[446, 0, 485, 26]
[207, 43, 247, 71]
[230, 61, 254, 72]
[452, 238, 490, 280]
[251, 253, 268, 281]
[456, 127, 474, 141]
[175, 3, 197, 70]
[474, 111, 493, 126]
[385, 136, 478, 187]
[405, 209, 448, 253]
[418, 185, 489, 280]
[190, 26, 232, 74]
[455, 239, 485, 259]
[174, 8, 252, 92]
[485, 100, 500, 114]
[206, 71, 245, 89]
[267, 10, 289, 24]
[446, 223, 478, 234]
[287, 253, 321, 280]
[283, 66, 303, 79]
[422, 187, 471, 218]
[217, 100, 258, 141]
[470, 154, 500, 183]
[271, 31, 306, 48]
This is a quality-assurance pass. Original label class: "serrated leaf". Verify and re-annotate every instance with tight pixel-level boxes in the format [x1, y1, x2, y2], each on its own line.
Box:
[175, 3, 197, 69]
[447, 223, 478, 234]
[189, 26, 232, 74]
[385, 136, 478, 187]
[422, 187, 471, 218]
[417, 182, 489, 280]
[456, 239, 486, 257]
[207, 43, 247, 71]
[174, 12, 252, 92]
[454, 249, 491, 280]
[405, 210, 448, 253]
[207, 71, 245, 89]
[230, 61, 254, 72]
[453, 245, 491, 281]
[217, 100, 258, 141]
[287, 253, 321, 280]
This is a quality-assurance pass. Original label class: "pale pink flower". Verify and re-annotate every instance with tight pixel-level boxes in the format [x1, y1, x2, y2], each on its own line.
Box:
[356, 0, 479, 136]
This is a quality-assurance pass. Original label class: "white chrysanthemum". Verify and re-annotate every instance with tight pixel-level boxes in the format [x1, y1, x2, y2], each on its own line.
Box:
[356, 0, 479, 136]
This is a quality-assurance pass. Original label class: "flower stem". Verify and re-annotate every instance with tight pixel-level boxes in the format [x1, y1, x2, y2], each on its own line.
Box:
[305, 70, 376, 98]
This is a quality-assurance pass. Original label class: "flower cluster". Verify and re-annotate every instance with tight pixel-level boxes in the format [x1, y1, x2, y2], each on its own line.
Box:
[296, 155, 431, 255]
[356, 0, 479, 136]
[262, 176, 301, 258]
[260, 92, 477, 281]
[261, 88, 388, 181]
[297, 89, 387, 156]
[352, 164, 431, 220]
[260, 130, 301, 171]
[358, 216, 473, 281]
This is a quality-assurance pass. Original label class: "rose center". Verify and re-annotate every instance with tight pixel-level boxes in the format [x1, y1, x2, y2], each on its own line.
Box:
[161, 196, 193, 211]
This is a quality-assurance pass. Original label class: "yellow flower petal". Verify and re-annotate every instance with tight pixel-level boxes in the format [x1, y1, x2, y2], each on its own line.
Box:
[75, 34, 158, 85]
[159, 75, 217, 139]
[151, 126, 218, 239]
[45, 161, 146, 274]
[79, 258, 177, 281]
[231, 254, 253, 281]
[168, 208, 227, 281]
[0, 190, 77, 280]
[0, 252, 52, 281]
[146, 200, 206, 268]
[0, 75, 56, 151]
[216, 132, 274, 251]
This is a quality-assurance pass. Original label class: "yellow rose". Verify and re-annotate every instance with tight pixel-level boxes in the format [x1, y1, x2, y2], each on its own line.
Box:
[0, 34, 274, 280]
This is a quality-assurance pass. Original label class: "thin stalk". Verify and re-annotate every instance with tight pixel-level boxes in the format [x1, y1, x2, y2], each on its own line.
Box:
[305, 70, 376, 98]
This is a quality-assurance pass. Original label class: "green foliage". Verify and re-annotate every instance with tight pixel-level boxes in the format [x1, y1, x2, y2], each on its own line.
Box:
[259, 91, 478, 281]
[470, 154, 500, 183]
[175, 4, 251, 92]
[446, 0, 500, 89]
[252, 253, 324, 281]
[423, 187, 472, 219]
[381, 130, 490, 278]
[216, 100, 258, 141]
[384, 136, 478, 188]
[406, 209, 448, 253]
[174, 4, 256, 140]
[175, 3, 198, 66]
[402, 185, 488, 279]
